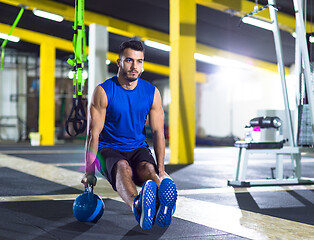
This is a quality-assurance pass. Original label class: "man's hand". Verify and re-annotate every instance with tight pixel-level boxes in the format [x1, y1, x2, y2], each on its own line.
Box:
[159, 171, 170, 181]
[81, 173, 97, 187]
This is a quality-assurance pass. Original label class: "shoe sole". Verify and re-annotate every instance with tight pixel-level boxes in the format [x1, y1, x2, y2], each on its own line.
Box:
[140, 180, 157, 230]
[156, 178, 177, 227]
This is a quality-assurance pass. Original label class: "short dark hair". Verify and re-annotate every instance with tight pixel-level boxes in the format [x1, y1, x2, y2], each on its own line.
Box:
[119, 39, 145, 57]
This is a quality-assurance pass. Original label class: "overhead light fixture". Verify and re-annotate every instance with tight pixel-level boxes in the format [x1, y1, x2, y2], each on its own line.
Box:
[144, 40, 171, 52]
[194, 53, 216, 65]
[68, 70, 74, 79]
[32, 9, 63, 22]
[194, 53, 250, 69]
[212, 56, 251, 68]
[0, 33, 20, 42]
[68, 70, 88, 79]
[290, 32, 314, 43]
[106, 59, 111, 65]
[241, 17, 273, 31]
[82, 70, 88, 80]
[144, 41, 251, 68]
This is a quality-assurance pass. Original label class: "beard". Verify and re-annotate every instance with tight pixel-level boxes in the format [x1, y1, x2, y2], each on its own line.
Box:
[121, 68, 142, 82]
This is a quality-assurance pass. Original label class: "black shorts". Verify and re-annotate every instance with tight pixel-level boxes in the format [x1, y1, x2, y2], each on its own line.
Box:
[98, 147, 158, 191]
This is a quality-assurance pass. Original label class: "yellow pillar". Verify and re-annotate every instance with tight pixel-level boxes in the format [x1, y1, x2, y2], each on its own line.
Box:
[169, 0, 196, 164]
[39, 41, 56, 145]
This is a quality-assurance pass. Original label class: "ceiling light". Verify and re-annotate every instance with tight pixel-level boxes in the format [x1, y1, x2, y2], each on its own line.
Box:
[82, 70, 88, 80]
[212, 56, 250, 68]
[194, 53, 216, 65]
[144, 40, 171, 52]
[0, 33, 20, 42]
[194, 53, 250, 69]
[143, 42, 251, 68]
[290, 32, 314, 43]
[242, 17, 273, 31]
[106, 59, 111, 65]
[68, 70, 74, 79]
[32, 9, 63, 22]
[68, 70, 89, 79]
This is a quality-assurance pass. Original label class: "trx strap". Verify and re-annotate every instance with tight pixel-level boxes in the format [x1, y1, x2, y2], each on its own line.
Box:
[1, 7, 24, 70]
[65, 0, 87, 136]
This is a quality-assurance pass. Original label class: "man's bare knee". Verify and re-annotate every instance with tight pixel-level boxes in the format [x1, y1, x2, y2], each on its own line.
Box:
[114, 160, 138, 207]
[116, 159, 130, 169]
[115, 160, 132, 176]
[137, 162, 157, 177]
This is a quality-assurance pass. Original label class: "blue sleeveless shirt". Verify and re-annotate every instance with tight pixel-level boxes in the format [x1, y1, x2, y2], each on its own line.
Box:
[98, 76, 155, 151]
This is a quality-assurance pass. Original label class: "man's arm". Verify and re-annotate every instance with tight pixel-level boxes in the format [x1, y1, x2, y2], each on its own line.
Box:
[82, 85, 107, 186]
[149, 88, 169, 179]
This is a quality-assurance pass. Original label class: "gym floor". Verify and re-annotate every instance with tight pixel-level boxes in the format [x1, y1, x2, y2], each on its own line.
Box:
[0, 143, 314, 240]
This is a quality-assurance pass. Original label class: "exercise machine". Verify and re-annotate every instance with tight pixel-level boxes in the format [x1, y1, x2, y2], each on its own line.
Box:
[228, 0, 314, 187]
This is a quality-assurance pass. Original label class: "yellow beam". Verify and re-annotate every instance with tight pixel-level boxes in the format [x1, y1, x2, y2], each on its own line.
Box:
[39, 40, 55, 145]
[0, 22, 281, 79]
[0, 0, 169, 45]
[0, 22, 72, 52]
[1, 23, 198, 80]
[196, 72, 206, 83]
[107, 50, 207, 82]
[197, 43, 289, 74]
[0, 0, 284, 73]
[0, 19, 285, 78]
[169, 0, 180, 165]
[169, 0, 196, 164]
[2, 0, 303, 35]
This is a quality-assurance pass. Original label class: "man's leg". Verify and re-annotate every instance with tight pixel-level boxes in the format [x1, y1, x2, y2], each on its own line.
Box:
[114, 159, 157, 230]
[114, 159, 138, 209]
[136, 161, 161, 187]
[135, 160, 177, 228]
[156, 178, 177, 227]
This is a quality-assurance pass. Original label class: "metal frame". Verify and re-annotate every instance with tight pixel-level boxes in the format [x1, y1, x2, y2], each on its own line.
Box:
[227, 146, 314, 187]
[228, 0, 314, 187]
[268, 0, 295, 148]
[293, 0, 314, 130]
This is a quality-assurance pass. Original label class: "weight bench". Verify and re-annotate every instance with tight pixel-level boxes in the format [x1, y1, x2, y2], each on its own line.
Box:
[228, 140, 314, 187]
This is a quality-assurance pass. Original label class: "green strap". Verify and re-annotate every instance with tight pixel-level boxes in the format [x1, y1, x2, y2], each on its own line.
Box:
[1, 7, 24, 70]
[67, 0, 86, 97]
[0, 49, 4, 70]
[65, 0, 88, 136]
[67, 0, 78, 99]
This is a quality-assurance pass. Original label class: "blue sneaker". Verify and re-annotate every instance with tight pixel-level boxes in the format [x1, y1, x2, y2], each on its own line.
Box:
[132, 180, 157, 230]
[132, 195, 141, 224]
[156, 178, 177, 227]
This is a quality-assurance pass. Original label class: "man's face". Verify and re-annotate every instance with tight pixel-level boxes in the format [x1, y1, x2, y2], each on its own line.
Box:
[118, 48, 144, 82]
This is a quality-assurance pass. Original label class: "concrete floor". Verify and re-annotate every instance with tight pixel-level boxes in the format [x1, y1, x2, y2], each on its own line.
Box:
[0, 144, 314, 239]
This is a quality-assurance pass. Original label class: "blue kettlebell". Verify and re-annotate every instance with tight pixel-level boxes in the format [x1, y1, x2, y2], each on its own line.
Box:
[73, 185, 105, 222]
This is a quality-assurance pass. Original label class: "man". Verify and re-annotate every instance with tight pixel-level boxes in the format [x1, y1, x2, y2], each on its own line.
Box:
[81, 39, 177, 230]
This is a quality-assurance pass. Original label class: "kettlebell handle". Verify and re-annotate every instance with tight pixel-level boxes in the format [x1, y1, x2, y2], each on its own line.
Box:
[85, 184, 94, 193]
